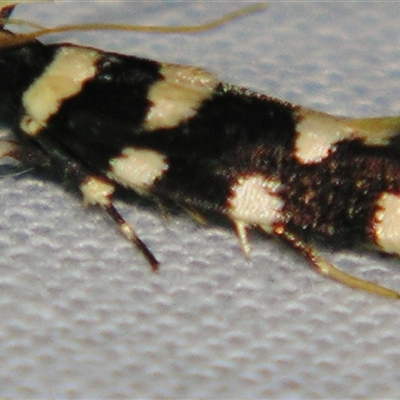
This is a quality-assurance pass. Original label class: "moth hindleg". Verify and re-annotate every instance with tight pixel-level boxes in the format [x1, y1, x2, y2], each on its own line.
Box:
[269, 224, 400, 299]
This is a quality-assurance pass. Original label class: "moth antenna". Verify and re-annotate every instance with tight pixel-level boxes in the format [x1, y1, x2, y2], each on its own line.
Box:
[272, 225, 400, 299]
[104, 203, 160, 272]
[0, 3, 267, 48]
[1, 17, 46, 30]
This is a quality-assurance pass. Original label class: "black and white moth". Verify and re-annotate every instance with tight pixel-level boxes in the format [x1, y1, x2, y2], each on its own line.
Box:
[1, 2, 400, 298]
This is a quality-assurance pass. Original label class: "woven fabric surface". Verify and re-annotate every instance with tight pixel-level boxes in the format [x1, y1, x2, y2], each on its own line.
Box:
[1, 2, 400, 398]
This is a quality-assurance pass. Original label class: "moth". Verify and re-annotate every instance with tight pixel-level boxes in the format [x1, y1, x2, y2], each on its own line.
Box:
[1, 1, 400, 298]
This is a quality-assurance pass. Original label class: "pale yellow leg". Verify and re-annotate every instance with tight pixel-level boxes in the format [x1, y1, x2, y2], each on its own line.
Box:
[234, 221, 251, 256]
[267, 225, 400, 299]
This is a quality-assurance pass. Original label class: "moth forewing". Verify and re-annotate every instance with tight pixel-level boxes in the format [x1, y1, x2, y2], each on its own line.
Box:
[1, 2, 400, 299]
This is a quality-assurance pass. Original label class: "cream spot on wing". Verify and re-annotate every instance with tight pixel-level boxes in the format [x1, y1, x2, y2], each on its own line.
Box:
[374, 192, 400, 255]
[295, 108, 346, 164]
[108, 147, 168, 192]
[80, 176, 115, 207]
[228, 175, 283, 228]
[295, 108, 400, 164]
[21, 46, 100, 136]
[144, 62, 218, 130]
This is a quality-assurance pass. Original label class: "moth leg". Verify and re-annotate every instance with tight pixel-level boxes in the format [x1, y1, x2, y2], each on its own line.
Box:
[76, 176, 160, 272]
[0, 139, 19, 160]
[20, 135, 159, 271]
[234, 221, 251, 256]
[101, 197, 159, 272]
[0, 139, 26, 176]
[183, 206, 208, 226]
[268, 224, 400, 299]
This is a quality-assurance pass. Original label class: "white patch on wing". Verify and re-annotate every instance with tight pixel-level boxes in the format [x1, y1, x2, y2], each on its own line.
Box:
[295, 108, 400, 164]
[20, 46, 100, 136]
[228, 175, 283, 228]
[144, 62, 218, 130]
[80, 176, 115, 207]
[374, 192, 400, 255]
[108, 147, 168, 192]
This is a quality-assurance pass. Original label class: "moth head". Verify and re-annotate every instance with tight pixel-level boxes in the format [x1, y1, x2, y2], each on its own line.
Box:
[0, 1, 38, 48]
[0, 30, 42, 122]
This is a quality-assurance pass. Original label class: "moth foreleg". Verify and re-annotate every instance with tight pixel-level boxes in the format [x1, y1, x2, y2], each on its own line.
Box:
[20, 134, 159, 271]
[102, 201, 159, 271]
[0, 139, 19, 160]
[78, 175, 160, 271]
[271, 224, 400, 299]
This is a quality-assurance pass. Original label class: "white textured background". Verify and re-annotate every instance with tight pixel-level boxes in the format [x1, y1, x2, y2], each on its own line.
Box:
[2, 1, 400, 398]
